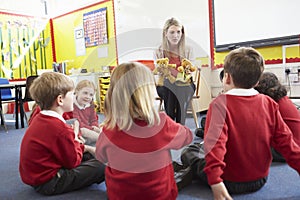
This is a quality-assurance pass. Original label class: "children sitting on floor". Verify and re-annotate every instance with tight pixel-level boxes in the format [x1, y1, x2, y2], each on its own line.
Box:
[95, 62, 193, 200]
[64, 80, 102, 146]
[176, 47, 300, 199]
[19, 72, 105, 195]
[255, 72, 300, 162]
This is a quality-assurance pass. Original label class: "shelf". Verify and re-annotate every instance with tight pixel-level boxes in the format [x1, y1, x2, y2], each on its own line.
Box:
[98, 76, 111, 113]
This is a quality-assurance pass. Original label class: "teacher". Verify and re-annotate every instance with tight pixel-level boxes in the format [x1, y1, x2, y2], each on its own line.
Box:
[154, 17, 195, 125]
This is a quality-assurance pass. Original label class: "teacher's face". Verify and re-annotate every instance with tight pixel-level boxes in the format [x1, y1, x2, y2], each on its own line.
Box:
[166, 25, 182, 46]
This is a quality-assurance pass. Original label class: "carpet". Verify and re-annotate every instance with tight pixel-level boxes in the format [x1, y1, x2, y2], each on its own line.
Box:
[1, 114, 300, 199]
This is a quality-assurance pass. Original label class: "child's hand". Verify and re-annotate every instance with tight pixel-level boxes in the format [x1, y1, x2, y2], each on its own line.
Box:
[73, 120, 79, 132]
[84, 145, 96, 156]
[78, 135, 86, 144]
[92, 125, 102, 133]
[211, 182, 233, 200]
[71, 120, 80, 142]
[75, 136, 85, 144]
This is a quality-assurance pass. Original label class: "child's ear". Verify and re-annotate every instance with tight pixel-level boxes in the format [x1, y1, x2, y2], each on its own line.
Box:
[57, 94, 64, 106]
[224, 72, 231, 84]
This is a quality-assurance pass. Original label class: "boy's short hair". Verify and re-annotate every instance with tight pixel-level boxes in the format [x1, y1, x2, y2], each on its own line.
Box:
[30, 72, 74, 110]
[223, 47, 264, 89]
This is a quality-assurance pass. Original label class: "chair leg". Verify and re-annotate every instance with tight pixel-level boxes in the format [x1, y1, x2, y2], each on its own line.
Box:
[24, 111, 28, 125]
[0, 105, 8, 133]
[19, 101, 27, 127]
[190, 100, 199, 129]
[159, 99, 163, 111]
[156, 97, 164, 112]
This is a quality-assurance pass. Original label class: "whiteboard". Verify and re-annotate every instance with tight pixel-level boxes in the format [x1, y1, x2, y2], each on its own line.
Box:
[114, 0, 210, 63]
[213, 0, 300, 51]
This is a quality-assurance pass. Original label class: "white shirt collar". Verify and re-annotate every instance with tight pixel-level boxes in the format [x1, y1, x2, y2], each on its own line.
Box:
[74, 98, 90, 110]
[225, 88, 259, 96]
[40, 110, 66, 123]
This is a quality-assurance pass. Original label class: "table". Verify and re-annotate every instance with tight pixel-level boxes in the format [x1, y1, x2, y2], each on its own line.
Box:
[0, 82, 26, 129]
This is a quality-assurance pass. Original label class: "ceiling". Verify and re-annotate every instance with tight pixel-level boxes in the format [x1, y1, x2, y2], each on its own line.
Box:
[0, 0, 104, 17]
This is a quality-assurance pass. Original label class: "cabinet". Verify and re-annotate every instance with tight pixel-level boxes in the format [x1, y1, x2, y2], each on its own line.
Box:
[98, 76, 110, 113]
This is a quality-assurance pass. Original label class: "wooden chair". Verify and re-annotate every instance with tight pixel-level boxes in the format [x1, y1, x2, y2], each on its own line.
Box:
[189, 68, 201, 128]
[155, 96, 163, 112]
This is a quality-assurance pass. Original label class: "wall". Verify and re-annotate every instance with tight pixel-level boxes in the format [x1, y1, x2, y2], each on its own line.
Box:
[114, 0, 210, 65]
[52, 0, 117, 73]
[48, 0, 105, 17]
[113, 0, 213, 110]
[0, 0, 46, 17]
[1, 0, 107, 18]
[3, 1, 298, 100]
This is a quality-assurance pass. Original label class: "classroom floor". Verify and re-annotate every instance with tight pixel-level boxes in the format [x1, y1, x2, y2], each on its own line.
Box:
[1, 113, 300, 199]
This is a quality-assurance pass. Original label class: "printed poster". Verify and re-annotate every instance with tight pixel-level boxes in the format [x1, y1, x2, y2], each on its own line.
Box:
[83, 7, 108, 47]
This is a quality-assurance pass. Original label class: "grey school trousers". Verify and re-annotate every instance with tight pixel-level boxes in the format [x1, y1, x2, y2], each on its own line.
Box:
[34, 158, 105, 195]
[181, 143, 267, 194]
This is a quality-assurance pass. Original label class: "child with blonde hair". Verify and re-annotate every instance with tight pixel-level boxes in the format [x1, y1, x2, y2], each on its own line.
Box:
[95, 62, 193, 200]
[19, 72, 105, 195]
[65, 79, 101, 146]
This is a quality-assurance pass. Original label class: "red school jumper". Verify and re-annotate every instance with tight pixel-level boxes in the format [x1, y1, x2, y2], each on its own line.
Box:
[277, 96, 300, 145]
[19, 112, 84, 186]
[95, 112, 193, 200]
[64, 102, 99, 130]
[204, 89, 300, 185]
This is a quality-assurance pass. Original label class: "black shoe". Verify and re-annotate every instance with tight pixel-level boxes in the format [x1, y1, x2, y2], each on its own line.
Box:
[175, 166, 193, 191]
[172, 161, 185, 172]
[82, 152, 94, 161]
[180, 142, 205, 167]
[194, 128, 204, 138]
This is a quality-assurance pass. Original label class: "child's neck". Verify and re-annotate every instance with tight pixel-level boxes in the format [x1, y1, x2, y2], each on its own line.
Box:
[74, 98, 89, 108]
[49, 106, 65, 116]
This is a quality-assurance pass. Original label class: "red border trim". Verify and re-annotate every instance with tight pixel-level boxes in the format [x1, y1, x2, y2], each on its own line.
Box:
[49, 19, 56, 62]
[208, 0, 215, 69]
[0, 10, 48, 21]
[9, 78, 26, 82]
[0, 11, 35, 18]
[265, 58, 300, 64]
[214, 58, 300, 68]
